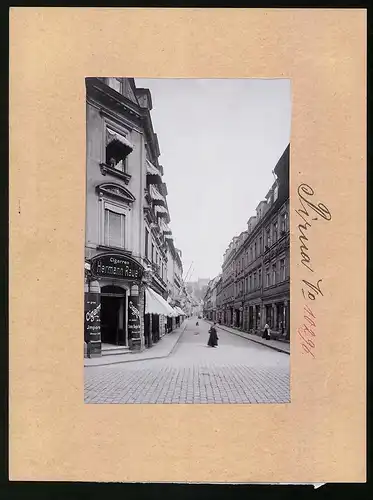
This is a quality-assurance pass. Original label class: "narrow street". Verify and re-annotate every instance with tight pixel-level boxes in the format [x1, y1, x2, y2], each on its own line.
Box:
[84, 318, 290, 404]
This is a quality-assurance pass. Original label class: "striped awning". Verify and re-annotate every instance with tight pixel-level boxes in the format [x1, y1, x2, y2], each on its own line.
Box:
[145, 287, 177, 317]
[174, 306, 186, 316]
[149, 185, 166, 205]
[160, 220, 172, 234]
[154, 205, 168, 216]
[106, 128, 134, 150]
[146, 160, 161, 176]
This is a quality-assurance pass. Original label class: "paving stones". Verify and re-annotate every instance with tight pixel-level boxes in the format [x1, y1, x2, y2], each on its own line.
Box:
[85, 320, 290, 404]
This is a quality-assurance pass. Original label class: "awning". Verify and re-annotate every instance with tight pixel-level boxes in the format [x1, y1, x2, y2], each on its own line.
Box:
[154, 205, 169, 216]
[106, 128, 134, 150]
[174, 306, 186, 316]
[145, 287, 177, 317]
[160, 220, 172, 234]
[149, 185, 166, 205]
[146, 159, 161, 176]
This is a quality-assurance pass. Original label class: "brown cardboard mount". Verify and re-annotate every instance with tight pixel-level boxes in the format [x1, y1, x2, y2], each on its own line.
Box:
[9, 8, 366, 483]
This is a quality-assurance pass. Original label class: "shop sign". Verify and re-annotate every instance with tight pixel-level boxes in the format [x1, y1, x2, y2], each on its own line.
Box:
[91, 254, 143, 281]
[128, 295, 141, 340]
[84, 292, 101, 356]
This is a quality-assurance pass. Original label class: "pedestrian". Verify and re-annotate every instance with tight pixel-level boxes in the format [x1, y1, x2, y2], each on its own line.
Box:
[207, 322, 219, 347]
[195, 320, 200, 335]
[262, 323, 271, 340]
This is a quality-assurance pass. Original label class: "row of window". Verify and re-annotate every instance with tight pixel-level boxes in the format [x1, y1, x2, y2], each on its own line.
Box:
[220, 257, 289, 301]
[234, 210, 288, 275]
[145, 227, 167, 281]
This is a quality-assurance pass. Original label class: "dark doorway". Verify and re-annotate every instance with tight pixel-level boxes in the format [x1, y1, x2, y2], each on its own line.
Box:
[151, 314, 160, 343]
[235, 309, 240, 327]
[144, 313, 151, 348]
[100, 285, 126, 345]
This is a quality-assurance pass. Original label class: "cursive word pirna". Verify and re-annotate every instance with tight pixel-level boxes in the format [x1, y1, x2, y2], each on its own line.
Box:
[296, 183, 331, 273]
[295, 183, 331, 358]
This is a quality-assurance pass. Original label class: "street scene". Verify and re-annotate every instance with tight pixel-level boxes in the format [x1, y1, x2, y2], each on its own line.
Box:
[84, 77, 291, 404]
[85, 318, 289, 404]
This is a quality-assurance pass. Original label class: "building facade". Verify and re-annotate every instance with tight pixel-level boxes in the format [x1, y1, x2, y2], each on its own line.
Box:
[203, 275, 221, 322]
[215, 145, 290, 339]
[84, 77, 184, 358]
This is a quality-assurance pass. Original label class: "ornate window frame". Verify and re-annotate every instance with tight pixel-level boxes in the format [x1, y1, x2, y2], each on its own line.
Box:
[97, 183, 134, 250]
[100, 117, 133, 184]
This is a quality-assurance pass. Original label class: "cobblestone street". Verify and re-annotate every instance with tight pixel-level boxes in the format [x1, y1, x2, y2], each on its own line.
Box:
[84, 319, 290, 404]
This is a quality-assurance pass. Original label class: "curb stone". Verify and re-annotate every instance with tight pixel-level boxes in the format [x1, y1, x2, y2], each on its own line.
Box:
[205, 320, 290, 355]
[84, 321, 189, 368]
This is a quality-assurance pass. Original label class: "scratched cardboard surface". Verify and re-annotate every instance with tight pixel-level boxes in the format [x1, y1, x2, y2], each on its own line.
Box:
[9, 8, 366, 482]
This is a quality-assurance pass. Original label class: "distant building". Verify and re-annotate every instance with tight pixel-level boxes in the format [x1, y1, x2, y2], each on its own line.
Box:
[203, 275, 221, 322]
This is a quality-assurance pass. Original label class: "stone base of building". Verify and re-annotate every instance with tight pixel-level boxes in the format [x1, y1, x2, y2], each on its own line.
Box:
[129, 338, 145, 352]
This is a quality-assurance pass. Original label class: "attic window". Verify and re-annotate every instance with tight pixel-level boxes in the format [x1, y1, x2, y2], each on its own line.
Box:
[107, 77, 122, 93]
[274, 184, 279, 201]
[106, 127, 133, 173]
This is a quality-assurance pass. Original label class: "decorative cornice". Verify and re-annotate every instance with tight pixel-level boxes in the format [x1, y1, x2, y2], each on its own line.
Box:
[86, 78, 143, 125]
[96, 182, 136, 204]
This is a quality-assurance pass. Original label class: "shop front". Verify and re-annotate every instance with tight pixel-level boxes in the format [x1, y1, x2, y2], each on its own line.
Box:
[144, 286, 177, 347]
[84, 252, 145, 358]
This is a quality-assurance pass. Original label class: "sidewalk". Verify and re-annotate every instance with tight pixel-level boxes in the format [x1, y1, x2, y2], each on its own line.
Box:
[205, 320, 290, 355]
[84, 321, 188, 367]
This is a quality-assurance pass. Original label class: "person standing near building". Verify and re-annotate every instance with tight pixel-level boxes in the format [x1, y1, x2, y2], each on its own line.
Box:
[262, 323, 271, 340]
[207, 322, 219, 347]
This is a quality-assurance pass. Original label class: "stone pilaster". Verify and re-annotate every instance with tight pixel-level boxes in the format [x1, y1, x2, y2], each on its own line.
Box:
[129, 283, 145, 352]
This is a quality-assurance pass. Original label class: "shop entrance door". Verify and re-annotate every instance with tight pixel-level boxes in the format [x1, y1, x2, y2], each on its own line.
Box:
[100, 286, 127, 346]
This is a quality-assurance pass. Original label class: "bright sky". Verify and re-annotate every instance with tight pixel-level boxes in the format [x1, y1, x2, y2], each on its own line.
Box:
[136, 79, 291, 283]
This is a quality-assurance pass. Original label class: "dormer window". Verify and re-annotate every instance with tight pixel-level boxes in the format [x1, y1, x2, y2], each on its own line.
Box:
[106, 77, 122, 93]
[274, 184, 279, 201]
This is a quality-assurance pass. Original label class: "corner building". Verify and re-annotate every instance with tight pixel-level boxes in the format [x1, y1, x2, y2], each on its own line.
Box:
[84, 78, 181, 357]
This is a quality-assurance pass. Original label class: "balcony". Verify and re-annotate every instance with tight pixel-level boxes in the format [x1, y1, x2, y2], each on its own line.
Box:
[100, 162, 132, 184]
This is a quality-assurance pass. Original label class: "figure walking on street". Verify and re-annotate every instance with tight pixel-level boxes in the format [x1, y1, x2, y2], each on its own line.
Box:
[208, 322, 219, 347]
[195, 320, 200, 335]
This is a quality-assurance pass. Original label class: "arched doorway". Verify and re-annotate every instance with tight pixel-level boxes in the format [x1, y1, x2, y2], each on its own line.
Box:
[100, 285, 127, 345]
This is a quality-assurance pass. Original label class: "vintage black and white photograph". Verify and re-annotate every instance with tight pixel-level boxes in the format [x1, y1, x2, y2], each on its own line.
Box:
[84, 77, 290, 404]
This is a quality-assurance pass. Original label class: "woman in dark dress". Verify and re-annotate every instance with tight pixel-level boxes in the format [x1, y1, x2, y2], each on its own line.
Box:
[208, 323, 219, 347]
